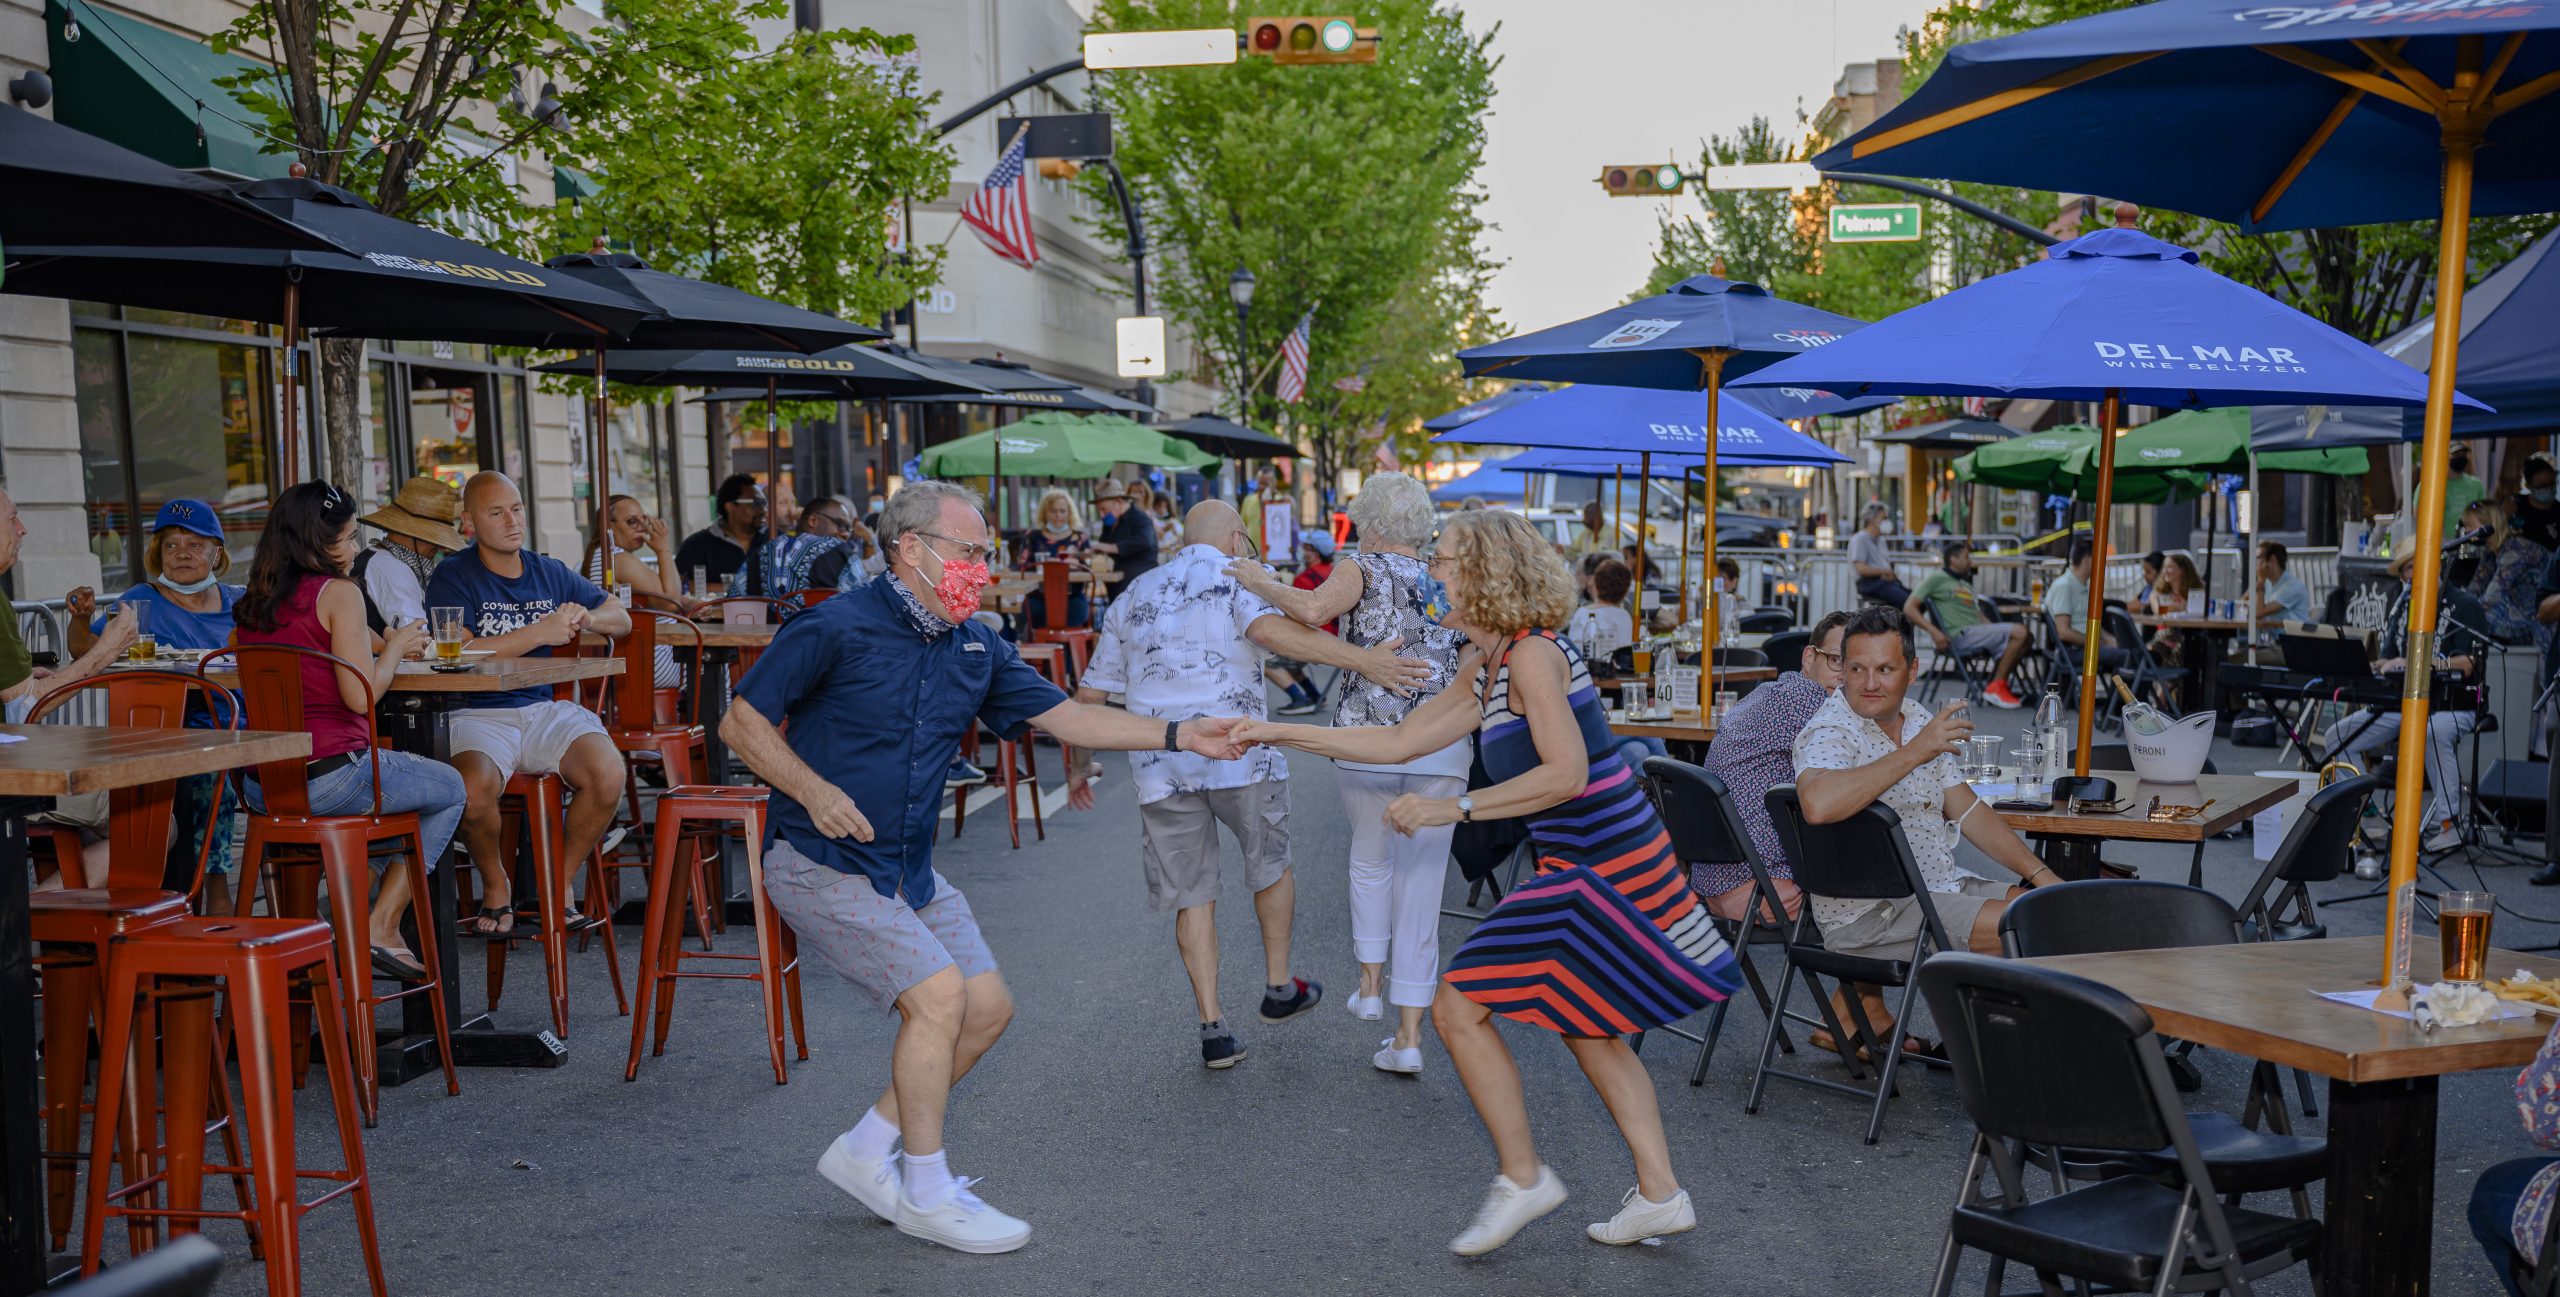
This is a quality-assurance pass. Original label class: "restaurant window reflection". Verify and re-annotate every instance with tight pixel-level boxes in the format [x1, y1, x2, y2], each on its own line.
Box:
[70, 312, 276, 593]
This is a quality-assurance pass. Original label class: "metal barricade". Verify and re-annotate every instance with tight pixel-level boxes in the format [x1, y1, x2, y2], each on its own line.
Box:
[9, 599, 101, 724]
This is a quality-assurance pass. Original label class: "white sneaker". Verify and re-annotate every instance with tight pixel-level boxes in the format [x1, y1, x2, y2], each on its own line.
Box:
[1373, 1037, 1423, 1074]
[816, 1135, 901, 1223]
[1586, 1186, 1696, 1246]
[896, 1177, 1031, 1255]
[1449, 1166, 1566, 1256]
[2423, 823, 2463, 852]
[1347, 992, 1385, 1021]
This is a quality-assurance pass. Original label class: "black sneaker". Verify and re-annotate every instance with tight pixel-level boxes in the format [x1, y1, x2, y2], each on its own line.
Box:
[1258, 977, 1323, 1023]
[1201, 1032, 1247, 1070]
[1277, 698, 1320, 716]
[944, 760, 989, 788]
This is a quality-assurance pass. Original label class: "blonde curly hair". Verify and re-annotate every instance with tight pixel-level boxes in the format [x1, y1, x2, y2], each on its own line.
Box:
[1437, 509, 1575, 636]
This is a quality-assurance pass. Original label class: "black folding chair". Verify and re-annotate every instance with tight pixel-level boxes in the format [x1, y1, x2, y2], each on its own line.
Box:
[1999, 880, 2326, 1224]
[1760, 630, 1810, 676]
[1921, 954, 2323, 1297]
[2105, 606, 2191, 711]
[2520, 1201, 2560, 1297]
[1637, 759, 1815, 1084]
[1751, 787, 1953, 1144]
[2233, 773, 2379, 1123]
[1738, 610, 1793, 634]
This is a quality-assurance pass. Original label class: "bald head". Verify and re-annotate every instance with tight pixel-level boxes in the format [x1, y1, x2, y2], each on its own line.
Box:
[460, 471, 526, 556]
[1185, 500, 1245, 556]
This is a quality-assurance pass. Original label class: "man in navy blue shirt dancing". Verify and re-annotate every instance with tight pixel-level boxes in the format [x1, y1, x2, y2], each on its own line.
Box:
[724, 480, 1252, 1255]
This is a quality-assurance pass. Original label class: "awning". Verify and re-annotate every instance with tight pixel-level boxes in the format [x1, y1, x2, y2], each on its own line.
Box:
[554, 165, 597, 202]
[45, 0, 295, 180]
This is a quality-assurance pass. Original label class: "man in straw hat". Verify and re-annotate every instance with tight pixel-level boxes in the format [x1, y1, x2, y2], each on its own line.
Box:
[1090, 478, 1158, 600]
[355, 475, 467, 633]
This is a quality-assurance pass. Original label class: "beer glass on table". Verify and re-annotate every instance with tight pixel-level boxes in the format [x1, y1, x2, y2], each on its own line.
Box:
[430, 606, 469, 665]
[2440, 891, 2495, 985]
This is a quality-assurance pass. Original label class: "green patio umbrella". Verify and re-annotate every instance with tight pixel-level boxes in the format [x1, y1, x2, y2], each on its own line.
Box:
[921, 411, 1217, 480]
[1956, 424, 2207, 505]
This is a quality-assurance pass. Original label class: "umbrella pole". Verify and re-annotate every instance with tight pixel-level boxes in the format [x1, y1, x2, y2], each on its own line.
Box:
[1702, 351, 1726, 681]
[593, 350, 614, 582]
[2378, 126, 2480, 998]
[279, 279, 302, 485]
[1677, 465, 1694, 628]
[2246, 456, 2260, 654]
[766, 377, 782, 545]
[1638, 451, 1652, 626]
[2073, 390, 2122, 778]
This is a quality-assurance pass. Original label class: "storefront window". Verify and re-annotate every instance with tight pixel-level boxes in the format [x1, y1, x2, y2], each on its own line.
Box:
[126, 334, 274, 575]
[72, 329, 134, 586]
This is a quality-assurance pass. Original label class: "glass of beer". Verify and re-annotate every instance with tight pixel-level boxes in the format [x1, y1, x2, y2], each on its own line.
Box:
[430, 606, 468, 666]
[2440, 891, 2495, 984]
[124, 602, 155, 663]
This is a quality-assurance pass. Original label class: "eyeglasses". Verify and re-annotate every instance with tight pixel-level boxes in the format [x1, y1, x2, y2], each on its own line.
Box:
[1809, 646, 1844, 668]
[916, 531, 993, 564]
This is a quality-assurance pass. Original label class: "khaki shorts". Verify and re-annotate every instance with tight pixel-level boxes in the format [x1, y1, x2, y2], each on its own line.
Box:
[1137, 779, 1291, 912]
[1821, 875, 2013, 961]
[759, 840, 997, 1013]
[449, 700, 609, 778]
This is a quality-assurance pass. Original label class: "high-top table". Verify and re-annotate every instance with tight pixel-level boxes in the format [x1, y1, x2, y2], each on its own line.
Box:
[1989, 772, 2295, 884]
[0, 723, 311, 1296]
[2017, 936, 2560, 1297]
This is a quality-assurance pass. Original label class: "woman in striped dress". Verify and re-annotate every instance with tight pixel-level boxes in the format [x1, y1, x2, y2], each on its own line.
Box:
[1241, 508, 1737, 1256]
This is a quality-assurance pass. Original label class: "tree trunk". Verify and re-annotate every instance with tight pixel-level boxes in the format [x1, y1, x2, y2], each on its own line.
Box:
[318, 336, 367, 494]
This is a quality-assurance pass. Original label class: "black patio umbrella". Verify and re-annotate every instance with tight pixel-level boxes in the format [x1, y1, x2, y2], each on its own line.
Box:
[877, 349, 1083, 394]
[1870, 417, 2015, 450]
[1157, 415, 1298, 460]
[0, 106, 340, 252]
[3, 174, 653, 479]
[543, 244, 887, 553]
[701, 382, 1152, 415]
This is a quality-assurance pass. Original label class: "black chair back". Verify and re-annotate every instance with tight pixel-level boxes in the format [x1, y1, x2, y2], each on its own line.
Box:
[1644, 758, 1757, 869]
[1739, 611, 1793, 634]
[57, 1233, 220, 1297]
[2262, 773, 2375, 885]
[2001, 880, 2241, 958]
[2102, 607, 2153, 659]
[1920, 953, 2179, 1156]
[1764, 787, 1919, 902]
[1761, 630, 1810, 676]
[1716, 647, 1768, 668]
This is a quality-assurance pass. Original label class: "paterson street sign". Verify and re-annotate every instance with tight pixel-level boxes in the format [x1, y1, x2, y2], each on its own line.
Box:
[1829, 203, 1923, 244]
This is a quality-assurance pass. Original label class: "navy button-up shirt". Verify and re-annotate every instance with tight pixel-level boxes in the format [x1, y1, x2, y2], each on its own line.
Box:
[735, 575, 1067, 906]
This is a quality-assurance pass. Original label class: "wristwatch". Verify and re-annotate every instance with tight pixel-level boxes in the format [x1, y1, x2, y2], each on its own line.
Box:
[1164, 720, 1183, 752]
[1457, 795, 1475, 823]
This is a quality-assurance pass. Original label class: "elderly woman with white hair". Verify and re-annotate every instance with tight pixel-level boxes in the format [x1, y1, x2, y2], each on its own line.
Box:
[1229, 471, 1466, 1074]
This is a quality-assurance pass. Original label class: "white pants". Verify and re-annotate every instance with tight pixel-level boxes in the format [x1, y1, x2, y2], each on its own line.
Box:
[1337, 767, 1465, 1009]
[2321, 706, 2480, 824]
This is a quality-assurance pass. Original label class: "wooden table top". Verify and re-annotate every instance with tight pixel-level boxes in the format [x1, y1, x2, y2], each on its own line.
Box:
[0, 724, 310, 797]
[2131, 612, 2249, 632]
[2017, 936, 2560, 1084]
[1608, 712, 1717, 744]
[1598, 666, 1781, 690]
[178, 655, 625, 693]
[1993, 772, 2293, 842]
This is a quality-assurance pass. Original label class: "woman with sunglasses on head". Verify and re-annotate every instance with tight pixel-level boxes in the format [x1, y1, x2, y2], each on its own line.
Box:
[232, 481, 468, 982]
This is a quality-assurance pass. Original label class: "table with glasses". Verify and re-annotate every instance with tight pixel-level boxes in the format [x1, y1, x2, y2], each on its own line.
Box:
[0, 723, 312, 1296]
[1986, 772, 2293, 885]
[2130, 611, 2251, 712]
[2016, 936, 2560, 1297]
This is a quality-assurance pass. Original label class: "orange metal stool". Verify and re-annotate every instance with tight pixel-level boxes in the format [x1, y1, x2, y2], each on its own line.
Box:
[82, 916, 389, 1297]
[484, 771, 628, 1036]
[626, 787, 806, 1083]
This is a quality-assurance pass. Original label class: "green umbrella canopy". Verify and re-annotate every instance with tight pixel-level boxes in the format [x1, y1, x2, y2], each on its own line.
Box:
[1952, 425, 2100, 492]
[2074, 407, 2369, 481]
[920, 411, 1216, 479]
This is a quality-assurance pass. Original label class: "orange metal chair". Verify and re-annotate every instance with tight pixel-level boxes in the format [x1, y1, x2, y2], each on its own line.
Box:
[1027, 559, 1094, 683]
[625, 787, 806, 1083]
[205, 645, 458, 1125]
[481, 769, 629, 1038]
[950, 643, 1066, 850]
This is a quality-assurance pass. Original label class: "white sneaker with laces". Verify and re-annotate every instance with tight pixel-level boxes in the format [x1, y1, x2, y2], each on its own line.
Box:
[1373, 1038, 1423, 1075]
[896, 1177, 1032, 1254]
[2423, 822, 2463, 852]
[1449, 1166, 1566, 1256]
[1346, 992, 1384, 1021]
[816, 1135, 901, 1223]
[1586, 1186, 1696, 1245]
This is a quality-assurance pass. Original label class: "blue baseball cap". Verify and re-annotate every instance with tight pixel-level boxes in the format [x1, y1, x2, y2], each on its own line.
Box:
[152, 499, 225, 542]
[1298, 529, 1336, 560]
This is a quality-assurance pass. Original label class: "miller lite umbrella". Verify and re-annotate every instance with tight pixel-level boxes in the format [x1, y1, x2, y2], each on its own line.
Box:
[3, 174, 653, 480]
[1735, 215, 2480, 783]
[1455, 275, 1876, 637]
[1807, 0, 2560, 991]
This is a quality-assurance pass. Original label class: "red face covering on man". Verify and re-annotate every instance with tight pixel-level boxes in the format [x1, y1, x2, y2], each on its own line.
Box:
[918, 539, 992, 620]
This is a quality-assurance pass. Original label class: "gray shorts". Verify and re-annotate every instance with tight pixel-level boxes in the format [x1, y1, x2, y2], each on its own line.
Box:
[1950, 622, 2015, 658]
[1137, 779, 1291, 912]
[1822, 875, 2013, 962]
[759, 840, 997, 1012]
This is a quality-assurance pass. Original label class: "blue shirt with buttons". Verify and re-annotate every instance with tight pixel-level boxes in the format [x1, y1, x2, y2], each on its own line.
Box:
[735, 573, 1068, 906]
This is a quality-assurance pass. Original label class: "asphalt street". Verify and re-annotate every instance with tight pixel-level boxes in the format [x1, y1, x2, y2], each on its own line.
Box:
[124, 702, 2560, 1295]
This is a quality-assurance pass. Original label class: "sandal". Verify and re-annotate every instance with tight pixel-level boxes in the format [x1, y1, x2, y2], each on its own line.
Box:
[1806, 1029, 1945, 1065]
[370, 945, 429, 983]
[464, 908, 517, 940]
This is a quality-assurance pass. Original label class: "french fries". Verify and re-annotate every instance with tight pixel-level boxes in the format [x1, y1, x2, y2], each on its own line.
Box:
[2491, 972, 2560, 1008]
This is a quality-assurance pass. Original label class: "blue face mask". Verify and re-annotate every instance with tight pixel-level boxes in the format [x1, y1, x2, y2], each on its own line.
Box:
[157, 571, 220, 596]
[2534, 488, 2556, 506]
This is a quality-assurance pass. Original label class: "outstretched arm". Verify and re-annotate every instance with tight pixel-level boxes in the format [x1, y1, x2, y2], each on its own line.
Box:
[1373, 637, 1584, 835]
[1239, 650, 1482, 764]
[1246, 613, 1430, 696]
[1033, 697, 1251, 760]
[1229, 557, 1363, 628]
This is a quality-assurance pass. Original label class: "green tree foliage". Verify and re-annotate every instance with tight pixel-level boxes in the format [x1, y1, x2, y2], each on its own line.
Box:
[1086, 0, 1498, 500]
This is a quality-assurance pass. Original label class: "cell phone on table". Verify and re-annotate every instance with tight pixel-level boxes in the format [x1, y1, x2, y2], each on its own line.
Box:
[1992, 796, 2053, 813]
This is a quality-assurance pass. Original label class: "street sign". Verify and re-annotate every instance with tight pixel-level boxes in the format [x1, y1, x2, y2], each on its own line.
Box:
[1117, 316, 1168, 378]
[1084, 29, 1238, 69]
[1706, 161, 1820, 192]
[1829, 202, 1923, 243]
[997, 113, 1113, 161]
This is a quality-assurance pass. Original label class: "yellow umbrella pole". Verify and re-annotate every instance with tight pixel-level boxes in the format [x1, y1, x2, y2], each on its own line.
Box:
[1637, 451, 1653, 625]
[2072, 389, 2123, 778]
[2378, 114, 2481, 997]
[1677, 464, 1694, 628]
[1699, 349, 1728, 679]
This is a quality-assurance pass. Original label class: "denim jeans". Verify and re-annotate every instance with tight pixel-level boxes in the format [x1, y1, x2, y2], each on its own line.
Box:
[2470, 1156, 2554, 1297]
[244, 750, 467, 871]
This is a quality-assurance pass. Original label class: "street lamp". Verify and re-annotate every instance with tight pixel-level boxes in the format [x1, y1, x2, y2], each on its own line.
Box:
[1228, 266, 1257, 421]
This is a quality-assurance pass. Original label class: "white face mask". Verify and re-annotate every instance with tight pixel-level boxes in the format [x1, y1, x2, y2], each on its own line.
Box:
[157, 571, 221, 596]
[2534, 487, 2556, 506]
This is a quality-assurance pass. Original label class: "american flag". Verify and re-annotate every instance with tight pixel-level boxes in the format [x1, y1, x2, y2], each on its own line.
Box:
[1277, 308, 1314, 404]
[1962, 395, 1990, 417]
[961, 125, 1039, 270]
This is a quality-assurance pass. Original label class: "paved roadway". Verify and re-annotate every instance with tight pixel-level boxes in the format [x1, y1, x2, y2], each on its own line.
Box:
[144, 704, 2555, 1295]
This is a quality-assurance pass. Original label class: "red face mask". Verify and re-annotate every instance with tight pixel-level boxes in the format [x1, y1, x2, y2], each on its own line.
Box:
[919, 540, 992, 621]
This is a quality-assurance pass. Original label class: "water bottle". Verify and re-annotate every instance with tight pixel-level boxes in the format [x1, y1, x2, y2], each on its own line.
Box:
[2036, 681, 2069, 783]
[1653, 637, 1675, 717]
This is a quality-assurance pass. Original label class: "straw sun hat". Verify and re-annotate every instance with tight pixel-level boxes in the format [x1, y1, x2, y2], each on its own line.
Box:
[360, 475, 466, 552]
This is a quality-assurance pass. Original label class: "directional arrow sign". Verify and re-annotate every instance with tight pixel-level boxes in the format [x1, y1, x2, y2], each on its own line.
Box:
[1117, 315, 1168, 378]
[1829, 202, 1923, 243]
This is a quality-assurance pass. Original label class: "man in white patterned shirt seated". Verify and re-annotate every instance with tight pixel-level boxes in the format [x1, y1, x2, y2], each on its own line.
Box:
[1075, 499, 1428, 1071]
[1791, 606, 2054, 1048]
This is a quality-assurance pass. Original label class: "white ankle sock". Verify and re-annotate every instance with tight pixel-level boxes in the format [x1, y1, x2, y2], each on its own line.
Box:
[844, 1106, 899, 1162]
[903, 1150, 954, 1209]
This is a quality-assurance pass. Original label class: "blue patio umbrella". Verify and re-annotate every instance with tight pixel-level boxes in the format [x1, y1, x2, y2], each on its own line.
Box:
[1806, 0, 2560, 981]
[1456, 282, 1874, 633]
[1422, 383, 1550, 433]
[1735, 217, 2481, 777]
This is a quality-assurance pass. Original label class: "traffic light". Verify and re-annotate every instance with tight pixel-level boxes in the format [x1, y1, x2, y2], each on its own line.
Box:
[1598, 164, 1686, 197]
[1244, 17, 1379, 65]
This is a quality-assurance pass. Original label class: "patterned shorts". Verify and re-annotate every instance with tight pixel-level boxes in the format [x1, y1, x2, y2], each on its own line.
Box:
[760, 841, 997, 1012]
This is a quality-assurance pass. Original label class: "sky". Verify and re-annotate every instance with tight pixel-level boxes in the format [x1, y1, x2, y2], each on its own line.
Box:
[1459, 0, 1942, 332]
